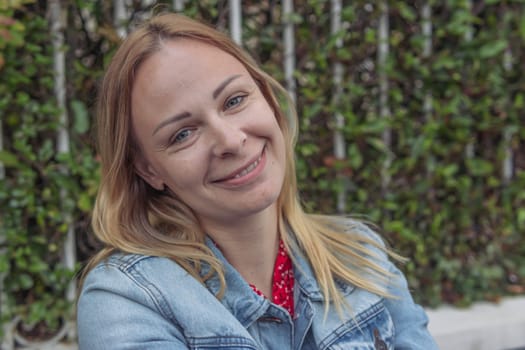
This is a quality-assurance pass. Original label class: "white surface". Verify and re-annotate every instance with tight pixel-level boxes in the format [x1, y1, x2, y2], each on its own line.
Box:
[426, 296, 525, 350]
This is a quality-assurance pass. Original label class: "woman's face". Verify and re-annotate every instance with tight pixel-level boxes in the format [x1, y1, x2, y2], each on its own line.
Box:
[131, 39, 286, 229]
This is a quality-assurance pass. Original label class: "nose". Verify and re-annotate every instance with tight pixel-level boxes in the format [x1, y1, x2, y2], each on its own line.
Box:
[209, 117, 247, 157]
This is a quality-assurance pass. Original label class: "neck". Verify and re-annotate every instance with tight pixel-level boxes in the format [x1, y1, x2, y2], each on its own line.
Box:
[202, 204, 280, 297]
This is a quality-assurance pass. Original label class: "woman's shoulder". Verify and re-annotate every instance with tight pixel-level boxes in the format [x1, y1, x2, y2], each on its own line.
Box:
[322, 216, 388, 250]
[338, 217, 383, 238]
[78, 251, 216, 323]
[77, 252, 238, 348]
[82, 251, 194, 289]
[85, 252, 177, 281]
[79, 251, 202, 307]
[89, 251, 168, 272]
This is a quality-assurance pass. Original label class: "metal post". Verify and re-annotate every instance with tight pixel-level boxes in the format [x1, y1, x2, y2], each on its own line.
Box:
[502, 45, 514, 183]
[331, 0, 346, 213]
[283, 0, 296, 104]
[114, 0, 128, 38]
[0, 105, 6, 347]
[378, 0, 391, 190]
[50, 0, 77, 341]
[422, 2, 432, 120]
[173, 0, 186, 12]
[229, 0, 242, 45]
[421, 2, 435, 177]
[0, 120, 4, 180]
[464, 0, 474, 160]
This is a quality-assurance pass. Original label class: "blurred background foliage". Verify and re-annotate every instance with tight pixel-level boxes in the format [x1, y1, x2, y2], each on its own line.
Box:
[0, 0, 524, 338]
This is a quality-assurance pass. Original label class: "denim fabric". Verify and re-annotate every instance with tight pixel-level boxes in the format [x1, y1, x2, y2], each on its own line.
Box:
[77, 221, 438, 349]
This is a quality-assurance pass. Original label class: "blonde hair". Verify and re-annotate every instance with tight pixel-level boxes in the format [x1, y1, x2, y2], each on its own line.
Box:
[85, 13, 397, 312]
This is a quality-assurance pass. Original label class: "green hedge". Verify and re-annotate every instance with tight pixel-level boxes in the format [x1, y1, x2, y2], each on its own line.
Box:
[0, 0, 524, 336]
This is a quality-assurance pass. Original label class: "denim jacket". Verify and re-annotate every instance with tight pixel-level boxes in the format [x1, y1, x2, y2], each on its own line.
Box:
[77, 222, 438, 349]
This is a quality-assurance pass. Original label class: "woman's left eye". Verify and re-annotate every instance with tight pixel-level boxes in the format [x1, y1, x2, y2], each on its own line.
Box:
[224, 95, 245, 110]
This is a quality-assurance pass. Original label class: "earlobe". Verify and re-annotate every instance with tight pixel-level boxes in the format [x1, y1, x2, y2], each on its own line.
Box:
[134, 158, 165, 190]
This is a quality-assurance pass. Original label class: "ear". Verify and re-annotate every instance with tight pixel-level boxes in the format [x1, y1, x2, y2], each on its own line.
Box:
[134, 156, 165, 190]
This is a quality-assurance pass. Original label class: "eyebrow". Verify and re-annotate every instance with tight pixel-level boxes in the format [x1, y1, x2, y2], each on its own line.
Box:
[212, 74, 242, 99]
[152, 111, 191, 136]
[151, 75, 243, 136]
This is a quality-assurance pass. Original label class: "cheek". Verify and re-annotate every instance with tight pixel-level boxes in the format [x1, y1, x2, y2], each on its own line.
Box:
[256, 113, 283, 141]
[157, 157, 204, 190]
[272, 124, 287, 158]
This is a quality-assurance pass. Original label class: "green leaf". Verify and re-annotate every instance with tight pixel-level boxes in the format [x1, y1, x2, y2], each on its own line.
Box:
[71, 99, 89, 134]
[466, 158, 494, 176]
[517, 209, 525, 227]
[77, 192, 92, 212]
[0, 255, 9, 273]
[479, 40, 507, 59]
[0, 150, 19, 166]
[440, 164, 459, 178]
[18, 273, 34, 289]
[520, 14, 525, 40]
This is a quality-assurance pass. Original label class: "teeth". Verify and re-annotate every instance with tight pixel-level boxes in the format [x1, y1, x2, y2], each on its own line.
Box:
[234, 155, 261, 178]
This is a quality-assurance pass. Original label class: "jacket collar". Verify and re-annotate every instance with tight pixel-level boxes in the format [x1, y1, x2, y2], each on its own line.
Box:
[203, 237, 271, 327]
[202, 229, 329, 321]
[287, 239, 325, 302]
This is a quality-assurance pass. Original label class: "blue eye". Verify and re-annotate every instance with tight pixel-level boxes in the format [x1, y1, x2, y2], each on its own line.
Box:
[224, 95, 244, 109]
[172, 129, 193, 144]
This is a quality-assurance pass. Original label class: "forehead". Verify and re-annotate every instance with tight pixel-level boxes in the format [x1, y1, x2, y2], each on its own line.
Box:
[130, 38, 254, 133]
[135, 38, 249, 91]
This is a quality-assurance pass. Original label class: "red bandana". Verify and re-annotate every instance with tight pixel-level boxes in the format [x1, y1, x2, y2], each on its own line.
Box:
[249, 239, 295, 318]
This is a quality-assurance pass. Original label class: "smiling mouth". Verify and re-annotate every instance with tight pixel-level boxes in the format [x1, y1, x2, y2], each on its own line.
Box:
[234, 154, 262, 179]
[214, 147, 266, 183]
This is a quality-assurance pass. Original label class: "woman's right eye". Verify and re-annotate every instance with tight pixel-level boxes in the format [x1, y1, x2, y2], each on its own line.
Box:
[170, 128, 193, 145]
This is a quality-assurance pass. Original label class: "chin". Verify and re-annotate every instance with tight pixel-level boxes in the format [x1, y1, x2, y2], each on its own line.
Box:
[242, 191, 281, 216]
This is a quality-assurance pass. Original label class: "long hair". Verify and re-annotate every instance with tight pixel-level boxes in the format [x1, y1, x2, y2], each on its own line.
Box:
[85, 13, 397, 311]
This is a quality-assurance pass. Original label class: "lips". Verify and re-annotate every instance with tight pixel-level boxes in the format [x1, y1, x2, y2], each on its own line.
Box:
[213, 147, 266, 184]
[233, 154, 262, 179]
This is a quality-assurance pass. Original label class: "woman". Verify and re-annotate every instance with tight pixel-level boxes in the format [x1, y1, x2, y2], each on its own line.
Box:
[77, 13, 438, 349]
